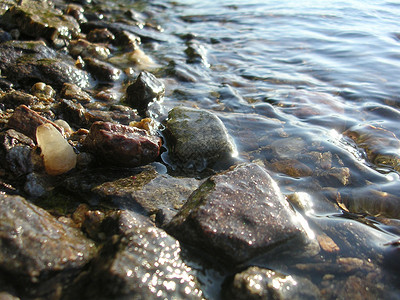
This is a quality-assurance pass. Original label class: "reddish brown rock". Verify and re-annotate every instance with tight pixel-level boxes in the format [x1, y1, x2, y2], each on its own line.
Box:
[83, 121, 161, 167]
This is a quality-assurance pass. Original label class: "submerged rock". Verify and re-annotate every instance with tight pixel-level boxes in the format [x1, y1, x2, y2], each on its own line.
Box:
[0, 194, 95, 296]
[83, 121, 161, 167]
[164, 106, 236, 171]
[166, 163, 309, 264]
[85, 210, 203, 299]
[223, 266, 320, 300]
[125, 71, 165, 116]
[36, 123, 77, 175]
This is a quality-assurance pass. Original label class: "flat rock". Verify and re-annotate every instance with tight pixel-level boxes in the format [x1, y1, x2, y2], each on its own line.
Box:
[165, 163, 308, 264]
[0, 194, 96, 296]
[164, 106, 236, 171]
[85, 210, 203, 299]
[223, 266, 320, 300]
[83, 121, 161, 167]
[0, 40, 91, 89]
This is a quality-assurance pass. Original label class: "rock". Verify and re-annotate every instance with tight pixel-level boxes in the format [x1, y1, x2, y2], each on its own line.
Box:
[0, 194, 95, 297]
[0, 90, 38, 109]
[7, 105, 63, 141]
[83, 57, 123, 82]
[185, 40, 209, 65]
[0, 40, 91, 89]
[125, 71, 165, 116]
[1, 0, 80, 43]
[31, 82, 56, 101]
[164, 106, 236, 171]
[92, 167, 202, 216]
[83, 121, 161, 167]
[68, 39, 110, 60]
[60, 83, 92, 103]
[36, 123, 77, 175]
[65, 3, 87, 24]
[165, 163, 309, 264]
[223, 266, 321, 300]
[59, 99, 87, 128]
[86, 28, 115, 43]
[85, 210, 203, 299]
[114, 30, 141, 50]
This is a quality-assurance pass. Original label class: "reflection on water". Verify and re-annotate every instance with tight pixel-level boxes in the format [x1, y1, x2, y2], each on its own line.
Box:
[144, 0, 400, 297]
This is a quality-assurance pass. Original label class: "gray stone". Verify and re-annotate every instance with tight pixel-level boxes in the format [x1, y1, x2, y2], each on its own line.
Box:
[86, 210, 203, 299]
[223, 266, 321, 300]
[166, 163, 308, 264]
[165, 106, 236, 171]
[0, 194, 95, 295]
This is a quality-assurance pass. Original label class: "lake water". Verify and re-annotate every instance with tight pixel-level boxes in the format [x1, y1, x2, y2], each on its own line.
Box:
[136, 0, 400, 297]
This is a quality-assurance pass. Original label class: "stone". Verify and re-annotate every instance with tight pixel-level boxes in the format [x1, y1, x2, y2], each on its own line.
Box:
[31, 82, 56, 101]
[1, 0, 80, 43]
[68, 39, 110, 60]
[60, 83, 92, 103]
[83, 57, 123, 82]
[0, 90, 38, 109]
[36, 123, 77, 176]
[125, 71, 165, 116]
[166, 163, 308, 264]
[86, 28, 115, 43]
[83, 121, 161, 167]
[164, 106, 236, 171]
[0, 40, 91, 90]
[223, 266, 321, 300]
[0, 194, 95, 296]
[84, 210, 203, 299]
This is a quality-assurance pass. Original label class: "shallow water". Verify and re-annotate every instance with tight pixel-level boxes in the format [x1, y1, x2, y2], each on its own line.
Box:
[125, 0, 400, 297]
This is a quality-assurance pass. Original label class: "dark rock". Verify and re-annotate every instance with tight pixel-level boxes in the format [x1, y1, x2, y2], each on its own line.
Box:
[165, 163, 308, 265]
[0, 90, 38, 109]
[83, 121, 161, 167]
[0, 40, 92, 90]
[83, 109, 138, 126]
[185, 41, 209, 65]
[65, 3, 87, 24]
[114, 30, 141, 50]
[0, 28, 12, 42]
[83, 57, 123, 82]
[1, 0, 80, 43]
[87, 28, 115, 43]
[31, 82, 56, 101]
[125, 71, 165, 116]
[59, 99, 87, 128]
[164, 106, 236, 171]
[0, 194, 95, 296]
[223, 266, 320, 300]
[85, 210, 203, 299]
[92, 167, 202, 214]
[23, 172, 53, 197]
[7, 105, 64, 141]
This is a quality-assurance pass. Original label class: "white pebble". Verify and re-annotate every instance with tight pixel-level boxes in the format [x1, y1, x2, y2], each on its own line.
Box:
[36, 123, 77, 175]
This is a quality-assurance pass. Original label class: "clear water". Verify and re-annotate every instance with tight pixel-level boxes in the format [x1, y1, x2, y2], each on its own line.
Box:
[138, 0, 400, 297]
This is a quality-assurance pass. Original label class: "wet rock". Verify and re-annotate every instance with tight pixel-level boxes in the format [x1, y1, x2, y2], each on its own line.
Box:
[164, 106, 236, 171]
[36, 123, 77, 176]
[68, 39, 110, 60]
[7, 105, 63, 141]
[23, 172, 53, 197]
[125, 71, 165, 116]
[0, 90, 38, 109]
[85, 210, 203, 299]
[223, 266, 320, 300]
[266, 158, 313, 178]
[65, 3, 87, 24]
[87, 28, 115, 43]
[59, 99, 87, 128]
[83, 121, 161, 167]
[84, 109, 138, 126]
[166, 163, 309, 264]
[0, 40, 91, 89]
[60, 83, 92, 103]
[109, 48, 158, 71]
[84, 57, 123, 82]
[115, 30, 141, 50]
[0, 194, 95, 296]
[92, 167, 202, 216]
[31, 82, 56, 101]
[185, 40, 209, 65]
[1, 0, 80, 43]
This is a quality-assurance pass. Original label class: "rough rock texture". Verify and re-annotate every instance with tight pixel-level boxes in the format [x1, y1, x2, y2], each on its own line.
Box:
[92, 167, 202, 216]
[125, 71, 165, 116]
[1, 0, 80, 43]
[0, 40, 91, 89]
[223, 266, 320, 300]
[84, 57, 123, 82]
[165, 106, 236, 171]
[165, 163, 308, 264]
[83, 121, 161, 167]
[85, 210, 203, 299]
[0, 194, 95, 296]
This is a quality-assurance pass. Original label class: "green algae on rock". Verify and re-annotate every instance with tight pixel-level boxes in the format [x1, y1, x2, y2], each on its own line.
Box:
[164, 106, 237, 172]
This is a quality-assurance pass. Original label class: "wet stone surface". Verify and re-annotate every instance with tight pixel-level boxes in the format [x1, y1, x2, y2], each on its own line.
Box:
[166, 163, 309, 265]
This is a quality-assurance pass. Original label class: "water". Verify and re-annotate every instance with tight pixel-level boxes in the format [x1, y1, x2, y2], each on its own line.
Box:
[133, 0, 400, 297]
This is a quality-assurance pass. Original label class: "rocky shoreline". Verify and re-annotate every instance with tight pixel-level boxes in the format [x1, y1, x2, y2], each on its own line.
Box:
[0, 0, 399, 299]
